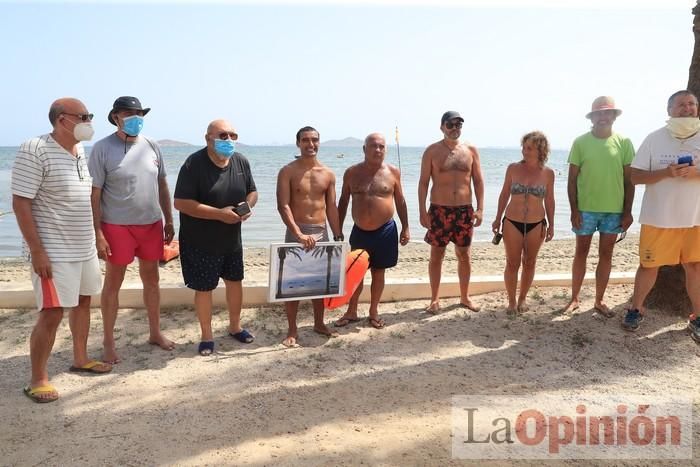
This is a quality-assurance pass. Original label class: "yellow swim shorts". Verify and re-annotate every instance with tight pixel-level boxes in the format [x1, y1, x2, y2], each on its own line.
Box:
[639, 225, 700, 268]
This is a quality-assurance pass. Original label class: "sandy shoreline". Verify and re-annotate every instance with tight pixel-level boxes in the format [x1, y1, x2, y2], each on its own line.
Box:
[3, 234, 699, 466]
[1, 235, 642, 288]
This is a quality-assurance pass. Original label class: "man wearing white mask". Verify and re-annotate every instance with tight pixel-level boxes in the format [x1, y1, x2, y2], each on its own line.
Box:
[564, 96, 635, 318]
[173, 119, 258, 356]
[623, 90, 700, 340]
[12, 98, 112, 403]
[88, 96, 175, 364]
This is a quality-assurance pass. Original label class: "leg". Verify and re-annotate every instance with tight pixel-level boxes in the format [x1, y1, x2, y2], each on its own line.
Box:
[630, 265, 659, 311]
[139, 259, 174, 350]
[517, 226, 546, 311]
[194, 290, 214, 342]
[312, 298, 338, 337]
[336, 280, 363, 325]
[682, 262, 700, 314]
[456, 245, 480, 311]
[69, 295, 92, 367]
[101, 261, 127, 363]
[564, 234, 593, 312]
[594, 233, 617, 315]
[502, 220, 524, 313]
[427, 245, 446, 312]
[29, 307, 63, 399]
[224, 279, 243, 334]
[283, 301, 300, 347]
[367, 268, 386, 328]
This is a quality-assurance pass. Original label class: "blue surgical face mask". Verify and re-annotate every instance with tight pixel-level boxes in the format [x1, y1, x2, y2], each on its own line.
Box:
[214, 139, 236, 158]
[121, 115, 144, 137]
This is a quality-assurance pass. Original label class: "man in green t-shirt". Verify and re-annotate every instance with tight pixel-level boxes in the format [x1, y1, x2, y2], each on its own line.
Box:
[564, 96, 635, 317]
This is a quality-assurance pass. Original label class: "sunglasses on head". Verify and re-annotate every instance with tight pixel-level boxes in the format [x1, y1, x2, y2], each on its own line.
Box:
[214, 131, 238, 140]
[63, 113, 94, 122]
[445, 121, 463, 130]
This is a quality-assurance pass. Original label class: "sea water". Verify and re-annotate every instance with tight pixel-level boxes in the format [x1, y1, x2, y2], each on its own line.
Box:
[0, 144, 643, 258]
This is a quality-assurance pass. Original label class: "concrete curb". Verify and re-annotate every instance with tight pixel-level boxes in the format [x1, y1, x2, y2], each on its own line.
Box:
[0, 272, 635, 309]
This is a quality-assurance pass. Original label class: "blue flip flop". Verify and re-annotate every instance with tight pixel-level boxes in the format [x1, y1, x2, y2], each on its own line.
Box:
[198, 341, 215, 356]
[229, 329, 254, 344]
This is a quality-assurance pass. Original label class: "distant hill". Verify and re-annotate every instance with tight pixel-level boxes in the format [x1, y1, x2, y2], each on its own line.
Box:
[322, 137, 363, 147]
[158, 139, 195, 147]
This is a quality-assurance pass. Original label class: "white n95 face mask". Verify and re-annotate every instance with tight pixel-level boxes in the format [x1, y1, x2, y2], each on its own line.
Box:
[73, 122, 95, 141]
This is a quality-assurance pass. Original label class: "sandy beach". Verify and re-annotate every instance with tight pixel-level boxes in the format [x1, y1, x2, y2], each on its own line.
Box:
[2, 234, 699, 466]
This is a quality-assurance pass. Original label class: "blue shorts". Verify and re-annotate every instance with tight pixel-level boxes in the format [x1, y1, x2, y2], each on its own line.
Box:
[349, 219, 398, 269]
[180, 243, 244, 291]
[572, 211, 623, 236]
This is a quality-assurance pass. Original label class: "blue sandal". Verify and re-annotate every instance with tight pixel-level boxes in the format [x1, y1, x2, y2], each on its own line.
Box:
[229, 329, 255, 343]
[198, 341, 215, 356]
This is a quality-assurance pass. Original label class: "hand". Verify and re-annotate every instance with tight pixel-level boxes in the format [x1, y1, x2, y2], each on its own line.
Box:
[399, 227, 410, 246]
[239, 212, 252, 222]
[96, 233, 112, 260]
[163, 222, 175, 244]
[570, 209, 582, 230]
[668, 163, 692, 178]
[472, 209, 483, 227]
[30, 249, 52, 278]
[545, 225, 554, 242]
[491, 219, 501, 234]
[298, 234, 316, 251]
[219, 206, 241, 224]
[419, 211, 430, 229]
[620, 212, 633, 232]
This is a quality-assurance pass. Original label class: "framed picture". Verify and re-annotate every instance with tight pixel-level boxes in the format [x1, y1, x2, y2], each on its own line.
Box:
[268, 242, 347, 302]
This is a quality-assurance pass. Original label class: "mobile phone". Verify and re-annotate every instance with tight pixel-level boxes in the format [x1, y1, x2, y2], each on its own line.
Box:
[492, 232, 503, 245]
[233, 202, 251, 216]
[678, 155, 694, 165]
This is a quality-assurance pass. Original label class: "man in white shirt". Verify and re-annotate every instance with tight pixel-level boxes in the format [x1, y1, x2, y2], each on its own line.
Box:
[12, 98, 111, 403]
[623, 90, 700, 342]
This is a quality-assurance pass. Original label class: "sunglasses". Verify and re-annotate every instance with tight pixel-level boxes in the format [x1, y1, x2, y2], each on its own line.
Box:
[445, 121, 463, 130]
[76, 155, 86, 181]
[63, 112, 94, 122]
[615, 230, 627, 244]
[214, 131, 238, 140]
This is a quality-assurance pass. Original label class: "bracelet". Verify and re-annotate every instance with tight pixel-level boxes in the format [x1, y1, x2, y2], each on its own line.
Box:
[333, 234, 344, 242]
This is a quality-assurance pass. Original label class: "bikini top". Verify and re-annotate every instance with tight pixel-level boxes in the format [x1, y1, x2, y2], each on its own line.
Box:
[510, 182, 546, 198]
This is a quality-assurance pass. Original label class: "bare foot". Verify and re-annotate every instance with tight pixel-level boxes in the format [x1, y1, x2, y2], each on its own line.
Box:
[102, 346, 121, 365]
[148, 333, 175, 351]
[282, 335, 300, 348]
[506, 306, 517, 316]
[517, 302, 530, 313]
[314, 324, 339, 337]
[461, 299, 481, 312]
[425, 301, 440, 314]
[562, 300, 580, 314]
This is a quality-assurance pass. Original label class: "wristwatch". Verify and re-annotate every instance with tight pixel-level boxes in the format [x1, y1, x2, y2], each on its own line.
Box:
[333, 234, 344, 242]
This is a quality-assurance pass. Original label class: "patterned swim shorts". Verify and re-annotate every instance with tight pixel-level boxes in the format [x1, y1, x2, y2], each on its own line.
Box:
[424, 204, 474, 247]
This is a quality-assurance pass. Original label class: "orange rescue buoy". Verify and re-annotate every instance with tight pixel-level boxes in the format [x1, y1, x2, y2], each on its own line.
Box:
[324, 249, 370, 310]
[161, 240, 180, 263]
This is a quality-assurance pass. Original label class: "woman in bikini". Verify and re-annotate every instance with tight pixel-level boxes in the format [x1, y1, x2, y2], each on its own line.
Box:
[492, 131, 555, 314]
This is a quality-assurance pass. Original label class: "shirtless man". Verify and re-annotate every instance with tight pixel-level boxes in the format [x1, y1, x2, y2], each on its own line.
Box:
[418, 111, 485, 313]
[334, 133, 410, 329]
[276, 126, 343, 347]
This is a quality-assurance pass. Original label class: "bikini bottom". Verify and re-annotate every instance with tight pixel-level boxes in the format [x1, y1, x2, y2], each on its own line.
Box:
[505, 217, 546, 236]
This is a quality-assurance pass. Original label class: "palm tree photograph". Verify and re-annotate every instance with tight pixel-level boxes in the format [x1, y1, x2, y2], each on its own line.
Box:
[268, 242, 347, 301]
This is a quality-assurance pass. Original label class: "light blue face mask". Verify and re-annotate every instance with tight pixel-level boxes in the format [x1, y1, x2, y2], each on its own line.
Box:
[214, 139, 236, 158]
[122, 115, 144, 137]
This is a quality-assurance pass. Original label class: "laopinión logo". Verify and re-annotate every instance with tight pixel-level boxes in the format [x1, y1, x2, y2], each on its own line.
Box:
[452, 394, 692, 459]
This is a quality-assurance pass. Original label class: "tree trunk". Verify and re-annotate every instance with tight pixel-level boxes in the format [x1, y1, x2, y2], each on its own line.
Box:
[645, 3, 699, 316]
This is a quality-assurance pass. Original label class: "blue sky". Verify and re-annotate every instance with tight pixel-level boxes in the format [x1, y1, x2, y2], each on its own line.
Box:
[0, 0, 696, 148]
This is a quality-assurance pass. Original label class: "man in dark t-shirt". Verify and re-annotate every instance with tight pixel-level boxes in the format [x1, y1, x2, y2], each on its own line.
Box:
[174, 119, 258, 356]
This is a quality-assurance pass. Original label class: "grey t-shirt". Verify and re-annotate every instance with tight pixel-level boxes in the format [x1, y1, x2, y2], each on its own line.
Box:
[88, 133, 166, 225]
